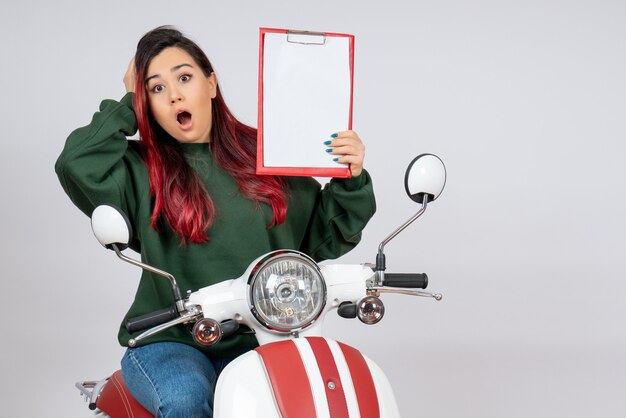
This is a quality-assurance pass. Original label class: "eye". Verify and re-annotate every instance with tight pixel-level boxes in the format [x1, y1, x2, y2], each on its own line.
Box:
[179, 74, 192, 83]
[150, 84, 165, 94]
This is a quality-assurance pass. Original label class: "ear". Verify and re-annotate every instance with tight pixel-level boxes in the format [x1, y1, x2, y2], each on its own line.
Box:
[207, 73, 217, 99]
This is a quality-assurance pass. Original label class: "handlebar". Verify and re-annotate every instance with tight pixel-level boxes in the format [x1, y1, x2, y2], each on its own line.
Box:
[125, 305, 179, 333]
[383, 273, 428, 289]
[126, 306, 241, 346]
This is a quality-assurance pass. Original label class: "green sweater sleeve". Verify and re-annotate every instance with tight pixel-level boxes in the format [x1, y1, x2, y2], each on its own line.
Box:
[300, 170, 376, 262]
[54, 93, 143, 220]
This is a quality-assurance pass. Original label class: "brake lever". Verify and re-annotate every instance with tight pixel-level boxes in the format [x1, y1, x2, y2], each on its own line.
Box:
[128, 307, 203, 347]
[370, 287, 443, 301]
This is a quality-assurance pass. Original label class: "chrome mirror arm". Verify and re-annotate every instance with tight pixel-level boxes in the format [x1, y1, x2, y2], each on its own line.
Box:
[375, 198, 429, 285]
[378, 197, 429, 254]
[111, 244, 185, 312]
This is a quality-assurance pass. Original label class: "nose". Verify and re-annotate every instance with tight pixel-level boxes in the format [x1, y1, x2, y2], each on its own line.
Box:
[169, 86, 183, 104]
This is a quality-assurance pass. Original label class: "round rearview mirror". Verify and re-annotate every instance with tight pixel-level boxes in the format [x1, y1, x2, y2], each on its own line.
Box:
[91, 205, 133, 250]
[405, 154, 447, 204]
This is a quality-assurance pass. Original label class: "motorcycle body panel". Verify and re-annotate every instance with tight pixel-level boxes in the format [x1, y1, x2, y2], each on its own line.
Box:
[214, 337, 400, 418]
[188, 262, 373, 345]
[213, 350, 281, 418]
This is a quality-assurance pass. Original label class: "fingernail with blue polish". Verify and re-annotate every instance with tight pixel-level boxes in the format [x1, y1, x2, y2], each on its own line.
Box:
[333, 157, 339, 162]
[331, 133, 338, 138]
[323, 140, 332, 145]
[326, 148, 333, 153]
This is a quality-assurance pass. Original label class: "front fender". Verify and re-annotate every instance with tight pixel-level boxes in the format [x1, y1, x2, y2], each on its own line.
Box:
[214, 337, 400, 418]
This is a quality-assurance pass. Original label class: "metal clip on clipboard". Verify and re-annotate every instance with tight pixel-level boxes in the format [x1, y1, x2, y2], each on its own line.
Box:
[286, 30, 326, 45]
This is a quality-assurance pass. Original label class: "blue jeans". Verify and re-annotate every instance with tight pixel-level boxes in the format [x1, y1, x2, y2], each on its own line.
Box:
[121, 342, 231, 418]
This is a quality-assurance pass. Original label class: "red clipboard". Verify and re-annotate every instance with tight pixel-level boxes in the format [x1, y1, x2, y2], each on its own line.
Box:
[257, 27, 354, 178]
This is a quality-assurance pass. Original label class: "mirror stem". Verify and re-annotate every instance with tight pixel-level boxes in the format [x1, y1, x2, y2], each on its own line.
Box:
[375, 197, 429, 285]
[112, 244, 185, 313]
[378, 197, 429, 255]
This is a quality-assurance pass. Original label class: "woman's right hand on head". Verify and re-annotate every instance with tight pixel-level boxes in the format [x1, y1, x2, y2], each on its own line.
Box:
[124, 57, 136, 93]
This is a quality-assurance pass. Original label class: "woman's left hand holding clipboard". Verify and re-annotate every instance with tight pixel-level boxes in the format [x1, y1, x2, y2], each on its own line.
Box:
[325, 130, 366, 177]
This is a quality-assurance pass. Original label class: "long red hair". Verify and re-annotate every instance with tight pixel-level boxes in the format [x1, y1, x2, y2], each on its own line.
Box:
[133, 26, 286, 244]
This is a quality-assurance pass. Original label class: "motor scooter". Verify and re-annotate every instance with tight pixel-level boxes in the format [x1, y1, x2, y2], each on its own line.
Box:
[76, 154, 447, 418]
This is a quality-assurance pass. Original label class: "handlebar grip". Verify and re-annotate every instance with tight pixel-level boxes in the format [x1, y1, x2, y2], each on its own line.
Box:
[125, 305, 179, 333]
[383, 273, 428, 289]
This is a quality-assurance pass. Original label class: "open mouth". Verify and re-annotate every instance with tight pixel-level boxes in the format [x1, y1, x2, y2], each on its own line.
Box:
[176, 111, 193, 129]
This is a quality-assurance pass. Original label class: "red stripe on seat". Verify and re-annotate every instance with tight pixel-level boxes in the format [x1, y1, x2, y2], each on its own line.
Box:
[110, 373, 132, 417]
[338, 342, 380, 418]
[306, 337, 350, 418]
[98, 370, 153, 418]
[256, 340, 317, 418]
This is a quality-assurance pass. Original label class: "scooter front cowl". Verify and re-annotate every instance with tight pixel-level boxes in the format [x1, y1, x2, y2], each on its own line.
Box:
[213, 337, 400, 418]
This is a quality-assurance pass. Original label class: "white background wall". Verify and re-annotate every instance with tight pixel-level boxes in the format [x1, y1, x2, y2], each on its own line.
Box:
[1, 0, 624, 417]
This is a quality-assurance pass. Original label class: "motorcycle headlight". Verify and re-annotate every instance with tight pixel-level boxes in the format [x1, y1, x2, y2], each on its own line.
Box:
[248, 250, 326, 333]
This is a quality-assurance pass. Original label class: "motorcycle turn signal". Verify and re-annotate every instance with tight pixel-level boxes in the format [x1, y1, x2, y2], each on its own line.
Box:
[357, 296, 385, 325]
[192, 318, 241, 346]
[193, 318, 223, 346]
[337, 297, 386, 324]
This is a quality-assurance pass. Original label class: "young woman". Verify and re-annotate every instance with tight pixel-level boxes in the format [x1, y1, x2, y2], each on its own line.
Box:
[55, 26, 375, 417]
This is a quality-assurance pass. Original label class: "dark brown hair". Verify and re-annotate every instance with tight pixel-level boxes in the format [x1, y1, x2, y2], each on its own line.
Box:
[133, 26, 287, 244]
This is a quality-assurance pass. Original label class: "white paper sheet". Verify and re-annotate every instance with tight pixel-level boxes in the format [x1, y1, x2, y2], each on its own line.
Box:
[262, 32, 352, 169]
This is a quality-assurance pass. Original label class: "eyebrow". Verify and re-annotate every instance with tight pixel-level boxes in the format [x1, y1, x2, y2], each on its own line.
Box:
[145, 63, 194, 84]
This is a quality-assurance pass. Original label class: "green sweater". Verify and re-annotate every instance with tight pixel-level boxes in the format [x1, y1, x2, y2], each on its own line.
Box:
[55, 93, 376, 358]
